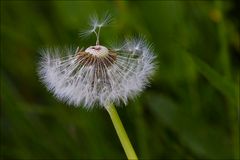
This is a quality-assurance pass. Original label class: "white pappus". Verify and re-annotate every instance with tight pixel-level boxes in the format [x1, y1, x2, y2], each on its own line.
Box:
[38, 14, 156, 109]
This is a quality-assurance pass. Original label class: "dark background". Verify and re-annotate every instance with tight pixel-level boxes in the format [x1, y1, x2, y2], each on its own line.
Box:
[1, 0, 239, 159]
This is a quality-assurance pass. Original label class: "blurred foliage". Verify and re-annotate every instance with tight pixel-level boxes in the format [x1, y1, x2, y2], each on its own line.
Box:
[1, 0, 239, 159]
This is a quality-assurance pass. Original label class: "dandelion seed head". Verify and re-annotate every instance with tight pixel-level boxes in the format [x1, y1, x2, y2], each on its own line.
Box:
[38, 15, 156, 109]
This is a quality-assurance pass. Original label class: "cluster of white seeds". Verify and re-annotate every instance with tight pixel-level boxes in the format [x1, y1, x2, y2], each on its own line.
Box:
[38, 14, 156, 109]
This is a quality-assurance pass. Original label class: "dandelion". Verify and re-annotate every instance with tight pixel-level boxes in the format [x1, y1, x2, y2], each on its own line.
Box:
[38, 14, 156, 160]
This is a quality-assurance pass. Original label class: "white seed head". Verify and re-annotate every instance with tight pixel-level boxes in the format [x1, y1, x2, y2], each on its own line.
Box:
[38, 15, 156, 109]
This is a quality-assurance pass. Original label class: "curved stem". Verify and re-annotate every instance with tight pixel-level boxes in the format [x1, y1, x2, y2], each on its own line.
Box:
[106, 103, 138, 160]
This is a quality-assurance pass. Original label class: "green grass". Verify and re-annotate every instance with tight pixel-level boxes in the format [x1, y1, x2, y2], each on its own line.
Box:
[1, 1, 239, 159]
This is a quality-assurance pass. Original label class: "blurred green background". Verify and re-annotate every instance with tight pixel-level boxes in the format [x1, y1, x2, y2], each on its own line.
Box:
[1, 0, 239, 159]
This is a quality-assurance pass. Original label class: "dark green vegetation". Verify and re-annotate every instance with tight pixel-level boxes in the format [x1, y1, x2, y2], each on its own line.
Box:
[1, 1, 239, 159]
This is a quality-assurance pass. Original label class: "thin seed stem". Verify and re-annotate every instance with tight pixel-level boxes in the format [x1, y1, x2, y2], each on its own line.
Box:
[106, 103, 138, 160]
[97, 27, 101, 45]
[93, 30, 99, 45]
[94, 27, 101, 45]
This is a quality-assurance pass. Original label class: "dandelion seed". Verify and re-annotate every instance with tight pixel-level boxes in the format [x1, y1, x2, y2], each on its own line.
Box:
[38, 15, 155, 109]
[79, 13, 112, 45]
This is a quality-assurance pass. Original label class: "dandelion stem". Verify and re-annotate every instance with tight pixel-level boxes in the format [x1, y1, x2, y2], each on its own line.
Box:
[106, 103, 138, 160]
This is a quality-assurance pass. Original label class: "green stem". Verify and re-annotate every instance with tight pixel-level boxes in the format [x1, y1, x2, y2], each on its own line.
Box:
[106, 103, 138, 160]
